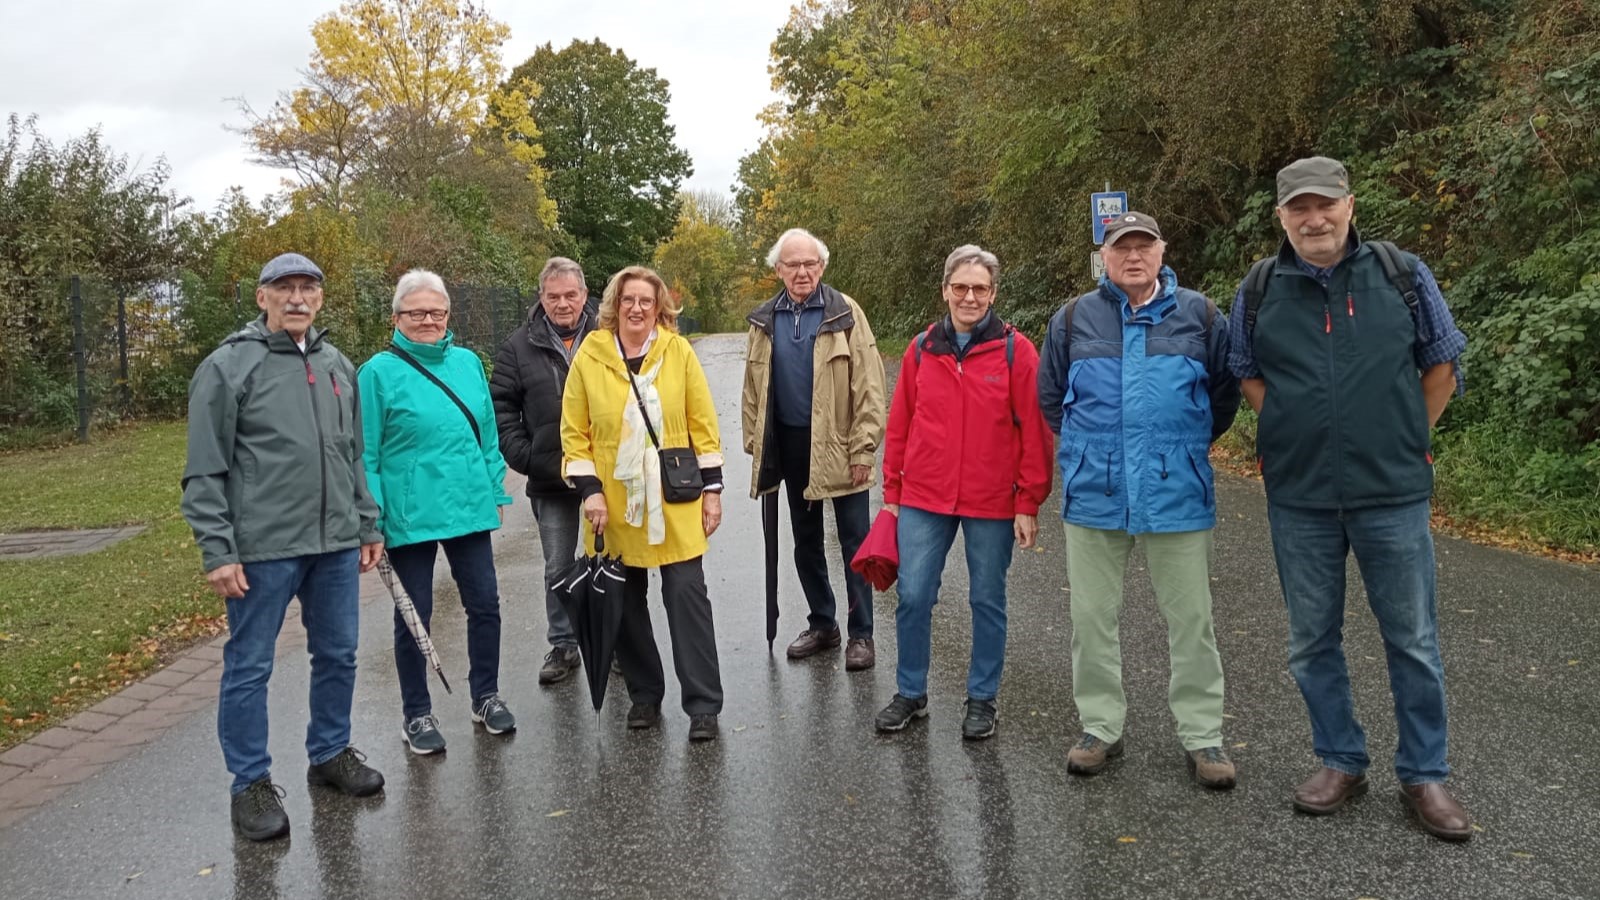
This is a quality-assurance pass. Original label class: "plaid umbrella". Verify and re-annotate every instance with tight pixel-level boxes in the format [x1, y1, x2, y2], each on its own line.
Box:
[376, 553, 452, 694]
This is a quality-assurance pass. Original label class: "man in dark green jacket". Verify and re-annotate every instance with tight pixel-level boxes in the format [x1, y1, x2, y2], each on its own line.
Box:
[181, 252, 386, 842]
[1228, 158, 1472, 841]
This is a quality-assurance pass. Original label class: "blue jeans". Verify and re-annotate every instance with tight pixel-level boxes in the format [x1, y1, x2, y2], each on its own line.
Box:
[893, 506, 1015, 701]
[218, 548, 360, 794]
[1267, 499, 1451, 784]
[387, 531, 502, 717]
[531, 496, 581, 648]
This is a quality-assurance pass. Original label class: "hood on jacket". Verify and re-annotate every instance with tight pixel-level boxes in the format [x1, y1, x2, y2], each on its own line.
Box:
[748, 283, 855, 335]
[223, 313, 327, 353]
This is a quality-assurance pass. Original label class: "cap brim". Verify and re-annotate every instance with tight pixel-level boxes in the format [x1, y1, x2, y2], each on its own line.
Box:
[1278, 186, 1350, 206]
[1103, 226, 1161, 247]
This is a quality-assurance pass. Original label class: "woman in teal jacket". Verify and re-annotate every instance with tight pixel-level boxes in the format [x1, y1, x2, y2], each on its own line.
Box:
[359, 269, 515, 755]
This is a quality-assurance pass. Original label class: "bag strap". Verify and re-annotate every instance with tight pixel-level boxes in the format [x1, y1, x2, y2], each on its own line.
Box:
[387, 344, 481, 447]
[618, 336, 662, 450]
[1241, 256, 1275, 346]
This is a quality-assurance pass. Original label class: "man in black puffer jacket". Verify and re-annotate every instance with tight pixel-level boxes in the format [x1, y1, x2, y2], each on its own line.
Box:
[491, 257, 599, 685]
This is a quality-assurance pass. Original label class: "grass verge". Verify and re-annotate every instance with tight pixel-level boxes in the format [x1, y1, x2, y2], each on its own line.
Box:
[0, 422, 223, 749]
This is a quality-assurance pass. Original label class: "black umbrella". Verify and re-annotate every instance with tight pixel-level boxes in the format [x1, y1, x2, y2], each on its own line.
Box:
[761, 490, 780, 650]
[553, 531, 627, 713]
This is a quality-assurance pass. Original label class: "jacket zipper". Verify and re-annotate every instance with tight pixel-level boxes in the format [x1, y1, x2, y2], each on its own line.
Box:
[330, 371, 344, 430]
[1321, 282, 1344, 503]
[305, 355, 329, 548]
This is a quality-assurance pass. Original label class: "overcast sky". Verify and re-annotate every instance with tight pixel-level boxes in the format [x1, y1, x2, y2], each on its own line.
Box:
[0, 0, 794, 213]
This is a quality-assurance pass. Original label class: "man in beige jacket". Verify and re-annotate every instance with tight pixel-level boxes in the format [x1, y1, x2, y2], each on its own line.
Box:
[742, 228, 887, 670]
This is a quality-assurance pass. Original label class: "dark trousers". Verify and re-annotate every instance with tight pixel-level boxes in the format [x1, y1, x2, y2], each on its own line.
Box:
[387, 531, 501, 717]
[615, 556, 723, 716]
[775, 424, 873, 638]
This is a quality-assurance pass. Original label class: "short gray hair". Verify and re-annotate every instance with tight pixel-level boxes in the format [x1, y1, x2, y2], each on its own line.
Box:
[765, 228, 831, 269]
[942, 244, 999, 285]
[392, 269, 450, 313]
[539, 257, 587, 295]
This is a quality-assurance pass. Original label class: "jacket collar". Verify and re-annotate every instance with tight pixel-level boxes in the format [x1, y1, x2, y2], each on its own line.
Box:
[1276, 225, 1366, 279]
[576, 326, 673, 376]
[918, 310, 1007, 357]
[229, 314, 326, 353]
[1098, 266, 1179, 323]
[748, 282, 854, 335]
[391, 327, 454, 361]
[528, 296, 598, 355]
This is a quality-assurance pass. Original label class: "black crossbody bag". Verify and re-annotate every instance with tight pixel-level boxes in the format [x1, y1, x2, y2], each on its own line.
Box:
[387, 344, 481, 446]
[620, 339, 702, 503]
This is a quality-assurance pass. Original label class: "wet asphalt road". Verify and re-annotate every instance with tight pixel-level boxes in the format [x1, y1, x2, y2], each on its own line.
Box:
[2, 333, 1598, 900]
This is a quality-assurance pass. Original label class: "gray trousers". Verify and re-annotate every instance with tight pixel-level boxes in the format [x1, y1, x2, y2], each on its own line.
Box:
[616, 557, 724, 716]
[531, 495, 582, 648]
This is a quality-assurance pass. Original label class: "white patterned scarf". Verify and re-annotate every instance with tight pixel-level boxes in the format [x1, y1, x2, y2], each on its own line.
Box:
[615, 354, 667, 545]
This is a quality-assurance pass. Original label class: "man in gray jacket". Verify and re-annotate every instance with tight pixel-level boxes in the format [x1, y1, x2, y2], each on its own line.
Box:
[182, 252, 386, 842]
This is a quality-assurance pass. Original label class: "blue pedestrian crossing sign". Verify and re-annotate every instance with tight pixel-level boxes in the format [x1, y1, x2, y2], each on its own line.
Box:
[1091, 191, 1129, 244]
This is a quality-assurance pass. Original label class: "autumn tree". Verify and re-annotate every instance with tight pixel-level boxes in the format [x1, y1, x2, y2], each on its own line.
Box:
[653, 191, 744, 331]
[507, 39, 693, 279]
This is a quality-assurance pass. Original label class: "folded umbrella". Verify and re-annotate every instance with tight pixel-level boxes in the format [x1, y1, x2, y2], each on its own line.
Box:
[554, 531, 627, 713]
[850, 508, 900, 591]
[762, 490, 780, 650]
[376, 553, 452, 694]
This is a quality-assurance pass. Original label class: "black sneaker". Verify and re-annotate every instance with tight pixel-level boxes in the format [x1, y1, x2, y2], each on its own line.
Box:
[231, 778, 289, 842]
[874, 694, 929, 732]
[471, 694, 517, 735]
[688, 714, 719, 742]
[400, 714, 446, 755]
[962, 698, 998, 740]
[627, 703, 661, 729]
[539, 646, 582, 685]
[306, 747, 385, 797]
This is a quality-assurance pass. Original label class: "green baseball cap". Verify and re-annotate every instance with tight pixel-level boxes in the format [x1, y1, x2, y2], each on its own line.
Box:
[1277, 156, 1350, 206]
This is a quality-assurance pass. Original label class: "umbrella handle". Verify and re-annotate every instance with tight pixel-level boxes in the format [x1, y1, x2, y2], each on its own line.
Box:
[594, 529, 605, 555]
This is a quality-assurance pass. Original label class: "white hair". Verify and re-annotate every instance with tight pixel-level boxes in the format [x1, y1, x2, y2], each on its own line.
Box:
[765, 228, 831, 269]
[392, 269, 451, 313]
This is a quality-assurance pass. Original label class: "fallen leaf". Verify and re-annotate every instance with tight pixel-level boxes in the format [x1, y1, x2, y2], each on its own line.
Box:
[1117, 836, 1138, 843]
[1477, 638, 1495, 644]
[198, 866, 214, 876]
[546, 809, 572, 818]
[1231, 742, 1247, 749]
[1221, 714, 1236, 720]
[1457, 609, 1475, 614]
[125, 872, 143, 882]
[1510, 851, 1534, 860]
[734, 725, 747, 732]
[1569, 660, 1580, 666]
[1471, 824, 1485, 833]
[844, 794, 858, 805]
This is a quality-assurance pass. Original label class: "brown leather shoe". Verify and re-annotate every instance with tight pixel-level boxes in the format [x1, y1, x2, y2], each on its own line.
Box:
[786, 627, 841, 659]
[1400, 783, 1473, 841]
[1292, 767, 1369, 814]
[844, 638, 875, 671]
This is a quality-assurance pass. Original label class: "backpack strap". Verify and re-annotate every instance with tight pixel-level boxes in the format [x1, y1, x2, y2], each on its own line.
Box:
[1367, 239, 1426, 339]
[911, 322, 937, 366]
[388, 345, 482, 447]
[1241, 256, 1275, 345]
[1005, 326, 1020, 429]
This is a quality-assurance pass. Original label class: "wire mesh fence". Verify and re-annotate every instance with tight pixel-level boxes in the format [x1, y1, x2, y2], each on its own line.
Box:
[0, 273, 539, 447]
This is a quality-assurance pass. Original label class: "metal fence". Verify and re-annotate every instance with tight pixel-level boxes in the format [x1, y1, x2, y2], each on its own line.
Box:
[0, 274, 540, 446]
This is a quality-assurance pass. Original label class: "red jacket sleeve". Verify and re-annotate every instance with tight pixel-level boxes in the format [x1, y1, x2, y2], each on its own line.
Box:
[882, 339, 920, 506]
[1010, 334, 1053, 516]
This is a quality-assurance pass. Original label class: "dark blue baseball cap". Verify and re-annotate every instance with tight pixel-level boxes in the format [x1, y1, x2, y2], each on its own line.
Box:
[258, 252, 325, 285]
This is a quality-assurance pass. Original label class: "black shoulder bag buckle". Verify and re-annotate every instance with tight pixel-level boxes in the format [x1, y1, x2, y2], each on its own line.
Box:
[619, 338, 702, 503]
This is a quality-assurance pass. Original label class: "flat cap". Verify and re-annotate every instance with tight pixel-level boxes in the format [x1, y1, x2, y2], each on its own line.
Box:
[1277, 156, 1350, 206]
[258, 252, 324, 285]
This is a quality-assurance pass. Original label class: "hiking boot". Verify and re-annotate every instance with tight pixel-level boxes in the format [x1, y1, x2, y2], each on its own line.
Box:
[1400, 783, 1473, 841]
[627, 702, 661, 730]
[962, 698, 998, 740]
[1186, 746, 1237, 790]
[471, 694, 516, 735]
[538, 646, 582, 685]
[844, 638, 876, 671]
[688, 714, 719, 742]
[874, 694, 929, 732]
[1066, 733, 1124, 776]
[400, 714, 446, 756]
[231, 778, 289, 842]
[306, 747, 384, 797]
[786, 627, 842, 659]
[1293, 767, 1368, 814]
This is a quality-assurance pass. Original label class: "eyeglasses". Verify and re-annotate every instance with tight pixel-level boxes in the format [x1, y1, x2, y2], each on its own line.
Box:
[946, 283, 994, 301]
[398, 309, 449, 323]
[619, 296, 657, 310]
[1105, 242, 1159, 258]
[778, 259, 823, 272]
[543, 291, 582, 303]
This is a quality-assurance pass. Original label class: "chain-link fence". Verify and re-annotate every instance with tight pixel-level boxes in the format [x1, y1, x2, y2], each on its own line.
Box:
[0, 274, 543, 447]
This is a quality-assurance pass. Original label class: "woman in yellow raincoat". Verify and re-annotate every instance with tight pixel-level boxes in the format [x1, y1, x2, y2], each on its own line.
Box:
[561, 265, 725, 742]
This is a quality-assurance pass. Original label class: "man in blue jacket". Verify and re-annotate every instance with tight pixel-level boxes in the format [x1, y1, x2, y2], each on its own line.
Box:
[1037, 213, 1241, 788]
[1229, 157, 1472, 840]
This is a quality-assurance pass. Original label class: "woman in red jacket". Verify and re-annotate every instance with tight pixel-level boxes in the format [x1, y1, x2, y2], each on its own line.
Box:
[874, 244, 1053, 740]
